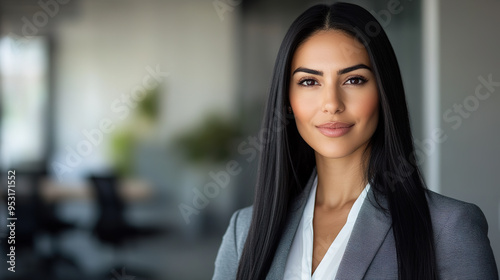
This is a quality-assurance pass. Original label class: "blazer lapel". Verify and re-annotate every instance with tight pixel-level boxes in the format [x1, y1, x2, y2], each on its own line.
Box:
[266, 168, 317, 280]
[335, 188, 392, 279]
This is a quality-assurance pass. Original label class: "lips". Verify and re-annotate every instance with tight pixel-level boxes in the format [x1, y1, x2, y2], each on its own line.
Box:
[316, 122, 354, 137]
[317, 122, 354, 129]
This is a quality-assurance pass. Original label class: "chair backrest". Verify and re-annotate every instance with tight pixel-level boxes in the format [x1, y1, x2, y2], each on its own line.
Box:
[88, 174, 126, 244]
[89, 175, 124, 212]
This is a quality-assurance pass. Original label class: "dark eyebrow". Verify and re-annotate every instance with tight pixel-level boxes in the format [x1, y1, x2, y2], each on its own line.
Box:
[292, 67, 323, 76]
[292, 63, 372, 76]
[337, 64, 372, 75]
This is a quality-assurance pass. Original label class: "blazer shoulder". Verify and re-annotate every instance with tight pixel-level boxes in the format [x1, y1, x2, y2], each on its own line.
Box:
[233, 205, 253, 250]
[425, 190, 499, 279]
[425, 190, 488, 242]
[425, 190, 487, 235]
[425, 189, 479, 208]
[426, 189, 480, 213]
[213, 205, 253, 280]
[222, 205, 254, 257]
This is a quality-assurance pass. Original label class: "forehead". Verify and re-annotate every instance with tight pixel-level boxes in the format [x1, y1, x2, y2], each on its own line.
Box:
[291, 30, 371, 69]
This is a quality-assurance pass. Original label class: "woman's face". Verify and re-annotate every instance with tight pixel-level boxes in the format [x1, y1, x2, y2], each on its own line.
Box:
[289, 30, 379, 160]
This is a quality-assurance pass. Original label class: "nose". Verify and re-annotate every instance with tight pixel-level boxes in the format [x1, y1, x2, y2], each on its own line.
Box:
[322, 84, 344, 114]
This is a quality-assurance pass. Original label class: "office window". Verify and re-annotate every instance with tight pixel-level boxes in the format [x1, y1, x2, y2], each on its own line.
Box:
[0, 36, 49, 169]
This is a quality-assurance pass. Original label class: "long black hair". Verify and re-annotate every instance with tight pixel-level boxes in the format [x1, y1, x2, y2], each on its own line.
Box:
[236, 2, 436, 280]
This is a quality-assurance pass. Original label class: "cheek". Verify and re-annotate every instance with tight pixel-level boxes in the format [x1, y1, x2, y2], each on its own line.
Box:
[289, 93, 316, 125]
[353, 91, 379, 124]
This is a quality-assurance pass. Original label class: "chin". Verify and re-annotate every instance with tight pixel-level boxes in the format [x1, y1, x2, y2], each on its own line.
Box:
[316, 151, 356, 159]
[312, 140, 370, 160]
[314, 146, 357, 159]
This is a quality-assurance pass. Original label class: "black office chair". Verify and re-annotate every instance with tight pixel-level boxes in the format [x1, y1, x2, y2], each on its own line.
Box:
[88, 174, 164, 280]
[89, 174, 163, 245]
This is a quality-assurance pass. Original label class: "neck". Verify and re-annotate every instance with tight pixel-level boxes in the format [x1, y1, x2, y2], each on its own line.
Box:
[314, 145, 369, 210]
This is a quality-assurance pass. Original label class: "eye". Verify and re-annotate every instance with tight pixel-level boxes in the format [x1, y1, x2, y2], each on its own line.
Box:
[298, 78, 319, 87]
[345, 76, 368, 85]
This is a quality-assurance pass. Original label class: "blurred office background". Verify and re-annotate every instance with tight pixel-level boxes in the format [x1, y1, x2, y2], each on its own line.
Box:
[0, 0, 499, 279]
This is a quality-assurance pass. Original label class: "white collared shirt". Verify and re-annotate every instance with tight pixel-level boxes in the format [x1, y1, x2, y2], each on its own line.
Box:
[283, 175, 370, 280]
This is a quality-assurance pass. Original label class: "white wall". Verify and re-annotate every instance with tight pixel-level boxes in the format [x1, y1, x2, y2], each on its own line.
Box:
[50, 0, 239, 179]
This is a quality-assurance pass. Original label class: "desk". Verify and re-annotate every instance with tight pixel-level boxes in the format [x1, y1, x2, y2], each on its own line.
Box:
[39, 177, 153, 203]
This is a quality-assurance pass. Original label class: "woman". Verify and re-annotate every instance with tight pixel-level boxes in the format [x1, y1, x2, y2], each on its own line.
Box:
[213, 3, 498, 280]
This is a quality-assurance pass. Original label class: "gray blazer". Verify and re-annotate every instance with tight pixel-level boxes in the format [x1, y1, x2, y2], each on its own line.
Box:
[213, 169, 498, 279]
